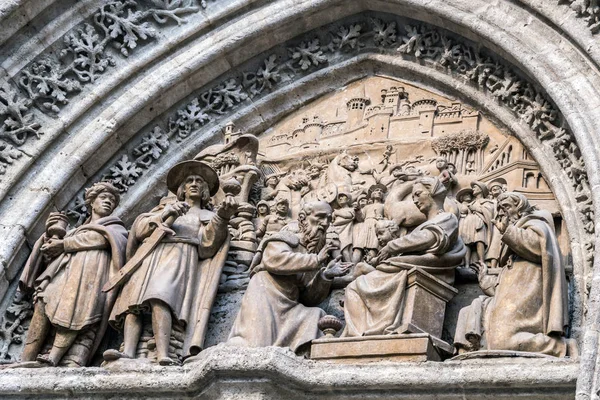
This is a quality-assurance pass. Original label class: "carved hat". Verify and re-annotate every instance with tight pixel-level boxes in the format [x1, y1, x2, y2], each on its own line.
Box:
[368, 183, 388, 197]
[167, 160, 220, 196]
[355, 190, 368, 203]
[275, 197, 290, 206]
[488, 177, 507, 190]
[470, 181, 489, 198]
[336, 189, 353, 204]
[256, 200, 270, 210]
[456, 187, 474, 202]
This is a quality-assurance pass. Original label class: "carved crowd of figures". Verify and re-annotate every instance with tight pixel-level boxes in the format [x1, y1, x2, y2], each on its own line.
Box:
[11, 142, 577, 368]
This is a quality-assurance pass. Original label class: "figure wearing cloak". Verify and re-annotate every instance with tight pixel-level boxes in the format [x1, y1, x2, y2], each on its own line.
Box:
[227, 201, 351, 352]
[454, 192, 576, 357]
[460, 181, 494, 267]
[485, 179, 507, 268]
[342, 177, 465, 337]
[106, 161, 235, 364]
[19, 182, 127, 367]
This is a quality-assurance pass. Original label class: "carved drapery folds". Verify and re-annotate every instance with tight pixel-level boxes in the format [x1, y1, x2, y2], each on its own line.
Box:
[49, 14, 592, 282]
[0, 74, 580, 366]
[0, 3, 596, 397]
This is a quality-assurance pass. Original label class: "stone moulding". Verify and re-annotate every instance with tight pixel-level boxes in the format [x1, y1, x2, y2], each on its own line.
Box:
[0, 0, 600, 398]
[0, 0, 202, 180]
[0, 347, 579, 399]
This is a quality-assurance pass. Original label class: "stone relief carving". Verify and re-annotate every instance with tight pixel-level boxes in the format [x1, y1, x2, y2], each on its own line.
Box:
[226, 201, 352, 353]
[58, 14, 592, 284]
[454, 192, 577, 358]
[341, 177, 465, 343]
[19, 0, 200, 114]
[102, 161, 237, 365]
[0, 72, 582, 366]
[0, 0, 202, 180]
[560, 0, 600, 33]
[0, 82, 41, 177]
[17, 182, 127, 367]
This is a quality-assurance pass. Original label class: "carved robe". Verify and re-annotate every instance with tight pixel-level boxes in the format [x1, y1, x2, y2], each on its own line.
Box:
[109, 204, 229, 356]
[460, 198, 494, 245]
[332, 207, 355, 252]
[20, 216, 128, 365]
[354, 202, 384, 250]
[342, 213, 465, 337]
[227, 232, 333, 352]
[485, 199, 503, 263]
[454, 211, 570, 356]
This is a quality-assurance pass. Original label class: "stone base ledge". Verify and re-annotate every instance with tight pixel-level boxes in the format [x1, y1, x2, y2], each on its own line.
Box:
[0, 346, 578, 399]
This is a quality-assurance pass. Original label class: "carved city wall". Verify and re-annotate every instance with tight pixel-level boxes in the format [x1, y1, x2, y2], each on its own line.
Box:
[2, 0, 600, 399]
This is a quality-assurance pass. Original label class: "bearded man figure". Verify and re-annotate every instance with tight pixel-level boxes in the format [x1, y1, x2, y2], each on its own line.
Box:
[454, 192, 577, 358]
[227, 201, 352, 352]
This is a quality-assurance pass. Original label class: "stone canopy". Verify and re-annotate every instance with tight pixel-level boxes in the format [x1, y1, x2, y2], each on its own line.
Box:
[1, 0, 600, 399]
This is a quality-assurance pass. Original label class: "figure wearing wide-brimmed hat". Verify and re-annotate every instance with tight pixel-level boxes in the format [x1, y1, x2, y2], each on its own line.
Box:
[105, 160, 237, 365]
[261, 174, 283, 205]
[353, 184, 387, 262]
[459, 181, 494, 269]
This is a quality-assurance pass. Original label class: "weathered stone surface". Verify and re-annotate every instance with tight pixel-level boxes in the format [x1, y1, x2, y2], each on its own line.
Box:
[0, 346, 579, 399]
[1, 0, 600, 398]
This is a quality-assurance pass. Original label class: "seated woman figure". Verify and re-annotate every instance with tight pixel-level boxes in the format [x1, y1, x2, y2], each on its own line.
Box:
[342, 177, 465, 337]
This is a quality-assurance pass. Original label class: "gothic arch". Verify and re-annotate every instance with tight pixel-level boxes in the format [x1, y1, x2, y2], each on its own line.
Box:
[2, 0, 600, 398]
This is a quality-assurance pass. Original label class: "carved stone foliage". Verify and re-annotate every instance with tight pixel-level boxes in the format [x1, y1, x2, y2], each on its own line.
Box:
[61, 14, 591, 261]
[0, 0, 203, 179]
[0, 292, 32, 364]
[0, 82, 41, 176]
[560, 0, 600, 33]
[19, 0, 200, 114]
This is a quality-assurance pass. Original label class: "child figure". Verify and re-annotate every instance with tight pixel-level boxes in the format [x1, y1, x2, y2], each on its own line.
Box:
[353, 219, 400, 278]
[352, 184, 386, 263]
[332, 191, 355, 263]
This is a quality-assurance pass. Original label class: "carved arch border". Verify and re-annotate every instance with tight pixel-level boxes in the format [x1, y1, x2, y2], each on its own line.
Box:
[2, 1, 600, 398]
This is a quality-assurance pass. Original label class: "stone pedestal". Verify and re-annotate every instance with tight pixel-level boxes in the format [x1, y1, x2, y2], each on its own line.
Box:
[396, 267, 458, 339]
[311, 333, 453, 363]
[311, 267, 458, 362]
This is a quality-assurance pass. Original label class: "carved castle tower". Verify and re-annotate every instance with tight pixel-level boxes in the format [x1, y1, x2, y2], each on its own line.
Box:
[346, 85, 370, 129]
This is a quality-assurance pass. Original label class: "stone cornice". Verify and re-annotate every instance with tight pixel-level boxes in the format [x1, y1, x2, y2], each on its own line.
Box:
[0, 347, 579, 398]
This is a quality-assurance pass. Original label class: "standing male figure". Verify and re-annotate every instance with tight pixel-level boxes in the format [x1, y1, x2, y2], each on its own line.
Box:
[19, 182, 128, 367]
[227, 201, 352, 352]
[105, 160, 237, 365]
